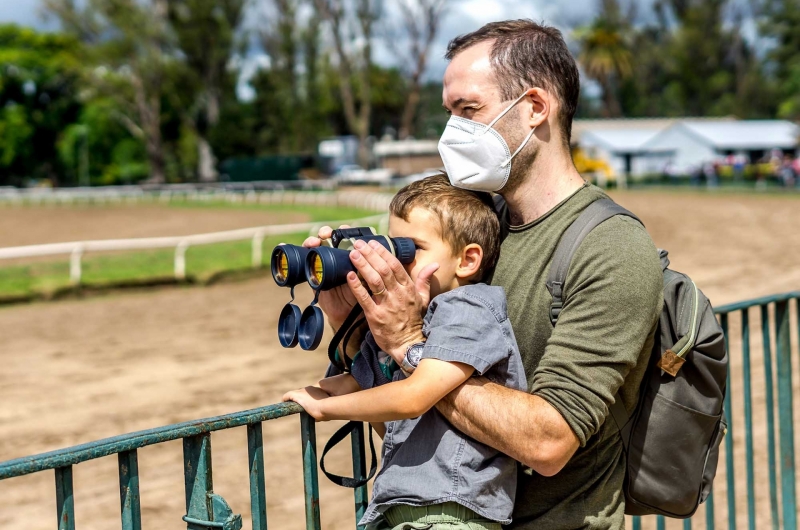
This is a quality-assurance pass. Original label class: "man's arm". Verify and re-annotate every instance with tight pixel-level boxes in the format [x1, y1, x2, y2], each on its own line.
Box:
[436, 378, 579, 477]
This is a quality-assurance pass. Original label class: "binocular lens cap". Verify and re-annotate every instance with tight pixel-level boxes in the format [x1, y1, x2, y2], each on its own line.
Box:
[278, 304, 302, 348]
[298, 305, 325, 351]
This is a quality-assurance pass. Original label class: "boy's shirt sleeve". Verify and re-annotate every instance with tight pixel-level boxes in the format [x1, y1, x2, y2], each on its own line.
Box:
[422, 286, 514, 374]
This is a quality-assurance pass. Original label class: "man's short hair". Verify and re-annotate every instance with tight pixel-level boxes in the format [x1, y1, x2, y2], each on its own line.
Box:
[390, 174, 500, 280]
[445, 19, 580, 146]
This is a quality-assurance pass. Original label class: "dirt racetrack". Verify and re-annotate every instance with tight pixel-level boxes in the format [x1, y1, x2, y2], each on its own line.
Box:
[1, 189, 799, 529]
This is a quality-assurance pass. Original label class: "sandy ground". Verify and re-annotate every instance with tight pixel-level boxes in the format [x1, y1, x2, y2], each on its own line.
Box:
[0, 204, 311, 248]
[0, 189, 799, 529]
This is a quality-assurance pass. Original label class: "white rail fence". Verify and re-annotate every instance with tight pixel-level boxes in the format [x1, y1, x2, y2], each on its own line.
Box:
[0, 185, 402, 209]
[0, 191, 394, 286]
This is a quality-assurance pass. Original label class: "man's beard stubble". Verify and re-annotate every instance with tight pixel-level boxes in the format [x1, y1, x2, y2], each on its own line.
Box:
[495, 106, 538, 197]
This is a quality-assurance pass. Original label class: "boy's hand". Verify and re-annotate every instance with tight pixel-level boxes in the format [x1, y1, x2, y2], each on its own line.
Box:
[346, 239, 439, 363]
[319, 374, 362, 396]
[282, 386, 331, 421]
[303, 225, 359, 331]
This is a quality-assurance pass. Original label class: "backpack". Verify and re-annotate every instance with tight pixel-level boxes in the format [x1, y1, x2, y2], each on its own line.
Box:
[546, 198, 728, 518]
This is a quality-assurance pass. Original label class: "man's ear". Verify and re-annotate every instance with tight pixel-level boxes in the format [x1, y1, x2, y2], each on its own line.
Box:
[456, 244, 484, 280]
[526, 87, 550, 128]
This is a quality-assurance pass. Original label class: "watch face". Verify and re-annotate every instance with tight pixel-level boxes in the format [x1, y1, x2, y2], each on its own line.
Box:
[408, 343, 425, 365]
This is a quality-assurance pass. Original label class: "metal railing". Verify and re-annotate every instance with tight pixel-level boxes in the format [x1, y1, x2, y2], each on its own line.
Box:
[1, 290, 799, 529]
[633, 291, 800, 530]
[0, 402, 370, 530]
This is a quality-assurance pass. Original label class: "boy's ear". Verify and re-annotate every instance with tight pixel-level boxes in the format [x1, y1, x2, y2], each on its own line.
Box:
[456, 244, 483, 280]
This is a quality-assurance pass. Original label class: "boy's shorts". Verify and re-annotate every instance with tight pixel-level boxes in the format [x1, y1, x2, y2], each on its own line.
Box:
[368, 502, 502, 530]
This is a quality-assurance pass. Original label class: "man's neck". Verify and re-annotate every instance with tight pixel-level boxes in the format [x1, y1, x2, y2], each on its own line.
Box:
[501, 149, 585, 226]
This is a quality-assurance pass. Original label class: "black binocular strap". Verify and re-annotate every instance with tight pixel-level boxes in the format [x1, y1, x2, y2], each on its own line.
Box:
[327, 305, 364, 372]
[320, 421, 378, 489]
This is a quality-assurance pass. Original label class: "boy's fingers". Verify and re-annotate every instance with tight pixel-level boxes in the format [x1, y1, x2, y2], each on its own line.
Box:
[415, 263, 439, 306]
[346, 271, 377, 312]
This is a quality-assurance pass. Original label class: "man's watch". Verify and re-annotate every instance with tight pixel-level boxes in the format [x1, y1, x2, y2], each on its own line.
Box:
[400, 342, 426, 375]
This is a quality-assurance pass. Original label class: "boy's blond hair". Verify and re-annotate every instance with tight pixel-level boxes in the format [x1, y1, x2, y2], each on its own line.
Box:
[389, 174, 501, 279]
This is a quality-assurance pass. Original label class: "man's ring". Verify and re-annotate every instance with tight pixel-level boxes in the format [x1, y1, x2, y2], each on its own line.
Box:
[373, 287, 387, 296]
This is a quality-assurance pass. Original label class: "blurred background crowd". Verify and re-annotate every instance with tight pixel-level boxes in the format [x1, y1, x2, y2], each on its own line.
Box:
[0, 0, 799, 190]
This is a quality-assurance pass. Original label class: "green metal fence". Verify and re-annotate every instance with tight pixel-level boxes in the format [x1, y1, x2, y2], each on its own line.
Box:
[1, 291, 799, 529]
[0, 402, 369, 530]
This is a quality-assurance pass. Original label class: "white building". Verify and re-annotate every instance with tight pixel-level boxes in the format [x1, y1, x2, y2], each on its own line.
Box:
[572, 118, 799, 177]
[643, 120, 800, 174]
[579, 128, 672, 178]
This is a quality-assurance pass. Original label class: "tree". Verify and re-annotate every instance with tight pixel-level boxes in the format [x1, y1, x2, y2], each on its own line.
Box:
[396, 0, 448, 139]
[575, 1, 632, 118]
[759, 0, 800, 120]
[0, 24, 83, 185]
[45, 0, 176, 183]
[168, 0, 245, 181]
[313, 0, 380, 167]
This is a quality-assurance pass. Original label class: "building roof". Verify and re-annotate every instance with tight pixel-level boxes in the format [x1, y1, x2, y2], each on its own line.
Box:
[374, 139, 439, 157]
[673, 120, 800, 150]
[580, 128, 668, 153]
[571, 116, 735, 143]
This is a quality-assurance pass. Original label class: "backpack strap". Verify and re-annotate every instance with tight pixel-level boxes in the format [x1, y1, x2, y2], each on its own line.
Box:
[546, 198, 642, 325]
[547, 197, 643, 449]
[493, 194, 509, 243]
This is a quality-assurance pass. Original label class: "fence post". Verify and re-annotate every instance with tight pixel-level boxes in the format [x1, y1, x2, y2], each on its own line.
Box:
[775, 300, 797, 530]
[183, 434, 213, 529]
[55, 465, 75, 530]
[118, 449, 142, 530]
[252, 232, 265, 269]
[175, 241, 189, 280]
[720, 313, 736, 530]
[761, 304, 780, 530]
[741, 309, 756, 530]
[247, 423, 268, 530]
[300, 412, 321, 530]
[70, 246, 83, 286]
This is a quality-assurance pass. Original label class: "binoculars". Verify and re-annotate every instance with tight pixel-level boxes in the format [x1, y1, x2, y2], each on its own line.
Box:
[271, 227, 416, 350]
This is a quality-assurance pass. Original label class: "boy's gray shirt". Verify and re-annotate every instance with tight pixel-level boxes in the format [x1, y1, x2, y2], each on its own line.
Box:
[349, 283, 527, 526]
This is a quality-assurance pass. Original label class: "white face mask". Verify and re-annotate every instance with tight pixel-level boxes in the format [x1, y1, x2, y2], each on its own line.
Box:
[438, 91, 536, 192]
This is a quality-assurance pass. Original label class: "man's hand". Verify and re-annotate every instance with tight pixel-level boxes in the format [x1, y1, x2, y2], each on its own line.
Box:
[302, 225, 358, 331]
[319, 374, 362, 396]
[282, 386, 331, 421]
[345, 239, 439, 363]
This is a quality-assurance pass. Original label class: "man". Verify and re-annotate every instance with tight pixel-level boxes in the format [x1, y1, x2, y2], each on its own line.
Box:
[306, 20, 663, 529]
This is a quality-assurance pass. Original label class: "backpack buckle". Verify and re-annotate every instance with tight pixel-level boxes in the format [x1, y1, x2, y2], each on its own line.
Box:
[549, 302, 563, 325]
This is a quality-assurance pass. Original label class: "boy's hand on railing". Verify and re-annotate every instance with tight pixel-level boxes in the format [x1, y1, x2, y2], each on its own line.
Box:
[303, 225, 359, 331]
[319, 374, 362, 397]
[283, 386, 330, 421]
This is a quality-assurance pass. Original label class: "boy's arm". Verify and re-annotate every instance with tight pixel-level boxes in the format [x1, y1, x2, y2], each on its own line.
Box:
[318, 374, 361, 396]
[283, 358, 473, 422]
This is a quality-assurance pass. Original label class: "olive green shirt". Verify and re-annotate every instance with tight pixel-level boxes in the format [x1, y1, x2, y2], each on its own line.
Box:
[490, 184, 663, 530]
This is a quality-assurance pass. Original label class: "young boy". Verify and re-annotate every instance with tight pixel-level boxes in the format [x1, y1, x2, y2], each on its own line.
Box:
[283, 174, 526, 530]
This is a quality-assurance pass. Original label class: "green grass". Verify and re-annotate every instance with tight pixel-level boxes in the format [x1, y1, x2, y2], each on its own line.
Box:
[0, 202, 380, 301]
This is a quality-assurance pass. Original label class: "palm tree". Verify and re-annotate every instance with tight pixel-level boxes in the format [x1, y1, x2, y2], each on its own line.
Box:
[575, 18, 633, 118]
